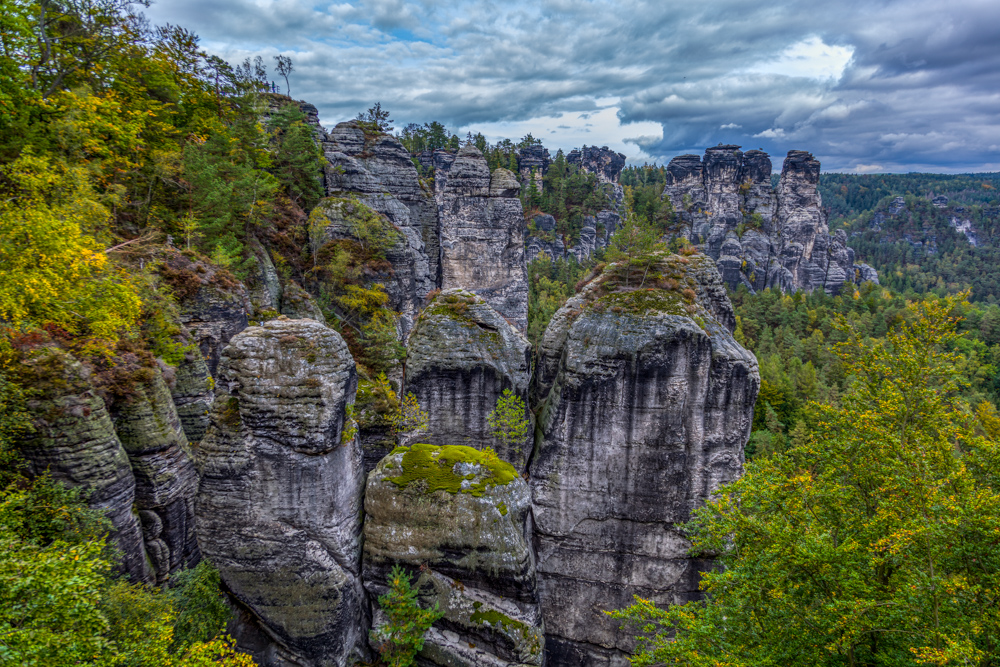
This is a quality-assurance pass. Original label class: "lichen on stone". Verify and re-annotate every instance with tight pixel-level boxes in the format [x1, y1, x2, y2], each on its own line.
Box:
[386, 443, 517, 496]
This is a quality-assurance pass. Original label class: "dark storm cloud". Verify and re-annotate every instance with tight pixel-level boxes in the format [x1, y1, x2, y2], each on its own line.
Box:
[145, 0, 1000, 171]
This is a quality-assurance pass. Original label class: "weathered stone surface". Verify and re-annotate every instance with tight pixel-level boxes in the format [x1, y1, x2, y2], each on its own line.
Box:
[323, 121, 437, 301]
[662, 147, 875, 294]
[405, 289, 533, 470]
[170, 341, 214, 444]
[279, 280, 326, 323]
[531, 253, 759, 666]
[517, 144, 550, 189]
[247, 237, 283, 314]
[162, 250, 250, 377]
[309, 196, 422, 335]
[196, 318, 367, 666]
[567, 145, 626, 184]
[438, 146, 529, 331]
[15, 347, 150, 583]
[364, 443, 543, 666]
[112, 365, 199, 584]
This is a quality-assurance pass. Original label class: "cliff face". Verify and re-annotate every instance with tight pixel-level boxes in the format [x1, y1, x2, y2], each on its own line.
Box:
[531, 254, 759, 665]
[567, 145, 626, 185]
[15, 347, 152, 583]
[662, 146, 877, 294]
[437, 146, 529, 331]
[195, 318, 367, 667]
[323, 121, 437, 309]
[111, 364, 200, 584]
[404, 288, 533, 470]
[364, 443, 543, 666]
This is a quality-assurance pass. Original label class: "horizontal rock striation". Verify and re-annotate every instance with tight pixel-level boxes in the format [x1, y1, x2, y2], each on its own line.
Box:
[531, 253, 760, 666]
[662, 146, 877, 294]
[405, 289, 533, 470]
[364, 443, 543, 666]
[111, 364, 200, 584]
[323, 121, 436, 320]
[15, 347, 151, 583]
[196, 318, 367, 667]
[437, 146, 529, 331]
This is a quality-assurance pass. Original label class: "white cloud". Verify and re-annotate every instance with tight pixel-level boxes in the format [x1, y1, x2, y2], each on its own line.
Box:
[720, 123, 742, 129]
[754, 128, 786, 138]
[746, 36, 854, 82]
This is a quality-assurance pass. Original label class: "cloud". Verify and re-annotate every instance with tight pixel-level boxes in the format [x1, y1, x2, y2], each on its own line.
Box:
[143, 0, 1000, 171]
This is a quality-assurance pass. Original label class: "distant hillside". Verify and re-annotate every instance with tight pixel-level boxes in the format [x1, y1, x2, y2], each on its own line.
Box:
[820, 175, 1000, 301]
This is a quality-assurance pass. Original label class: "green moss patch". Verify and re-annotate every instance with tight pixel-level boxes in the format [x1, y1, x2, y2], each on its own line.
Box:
[470, 603, 542, 656]
[386, 443, 518, 497]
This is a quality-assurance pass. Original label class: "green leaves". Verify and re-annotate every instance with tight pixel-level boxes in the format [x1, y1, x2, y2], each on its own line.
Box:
[371, 565, 443, 667]
[613, 293, 1000, 666]
[487, 388, 530, 454]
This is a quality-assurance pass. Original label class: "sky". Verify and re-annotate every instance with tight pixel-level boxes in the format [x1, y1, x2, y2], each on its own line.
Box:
[145, 0, 1000, 173]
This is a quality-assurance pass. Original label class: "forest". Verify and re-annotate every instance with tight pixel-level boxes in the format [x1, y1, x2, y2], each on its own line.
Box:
[3, 0, 1000, 664]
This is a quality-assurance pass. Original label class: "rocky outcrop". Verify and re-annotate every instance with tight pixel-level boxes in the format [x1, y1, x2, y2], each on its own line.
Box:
[518, 144, 550, 189]
[308, 196, 421, 334]
[567, 145, 626, 184]
[404, 289, 533, 470]
[196, 318, 367, 666]
[323, 121, 437, 303]
[364, 443, 543, 666]
[530, 253, 760, 665]
[161, 250, 250, 377]
[437, 146, 529, 331]
[170, 342, 214, 444]
[662, 147, 877, 294]
[279, 280, 326, 323]
[111, 365, 200, 584]
[15, 347, 150, 583]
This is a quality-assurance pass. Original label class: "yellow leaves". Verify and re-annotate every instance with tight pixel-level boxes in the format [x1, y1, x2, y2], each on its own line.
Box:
[0, 152, 140, 347]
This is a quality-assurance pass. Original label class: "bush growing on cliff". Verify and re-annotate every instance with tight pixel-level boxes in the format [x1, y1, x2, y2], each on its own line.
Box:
[487, 388, 530, 455]
[612, 293, 1000, 666]
[370, 565, 443, 667]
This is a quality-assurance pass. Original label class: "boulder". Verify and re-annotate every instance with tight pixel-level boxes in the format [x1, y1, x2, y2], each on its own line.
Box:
[405, 289, 532, 470]
[531, 253, 760, 665]
[364, 443, 543, 666]
[196, 318, 367, 666]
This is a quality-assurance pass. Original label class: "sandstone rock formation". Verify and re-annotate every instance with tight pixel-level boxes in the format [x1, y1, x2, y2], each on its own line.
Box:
[405, 289, 533, 470]
[437, 146, 529, 331]
[196, 318, 367, 666]
[15, 347, 150, 583]
[662, 146, 877, 294]
[364, 443, 543, 666]
[111, 365, 200, 584]
[567, 145, 626, 185]
[323, 121, 436, 309]
[531, 253, 760, 665]
[308, 196, 422, 334]
[170, 343, 214, 444]
[161, 250, 250, 377]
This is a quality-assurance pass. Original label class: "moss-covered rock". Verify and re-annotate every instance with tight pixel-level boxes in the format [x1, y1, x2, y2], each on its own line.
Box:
[530, 252, 759, 665]
[169, 346, 213, 443]
[14, 346, 151, 583]
[111, 363, 200, 584]
[405, 289, 533, 470]
[363, 443, 543, 666]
